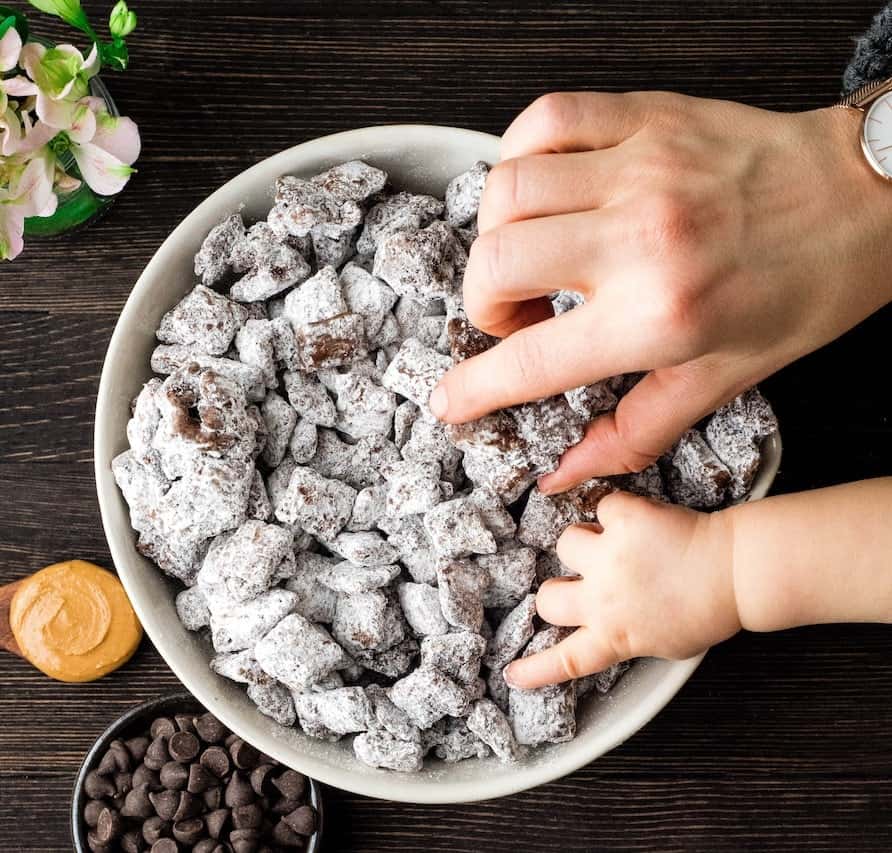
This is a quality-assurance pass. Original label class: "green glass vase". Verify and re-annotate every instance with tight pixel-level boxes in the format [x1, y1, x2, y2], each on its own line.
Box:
[22, 68, 119, 239]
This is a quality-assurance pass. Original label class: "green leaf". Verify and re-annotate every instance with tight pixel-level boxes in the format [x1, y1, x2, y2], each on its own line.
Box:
[0, 5, 29, 42]
[27, 0, 97, 40]
[108, 0, 136, 38]
[99, 38, 128, 71]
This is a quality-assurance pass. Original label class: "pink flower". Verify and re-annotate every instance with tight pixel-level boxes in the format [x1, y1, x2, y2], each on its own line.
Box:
[69, 97, 140, 196]
[0, 151, 56, 260]
[0, 24, 22, 73]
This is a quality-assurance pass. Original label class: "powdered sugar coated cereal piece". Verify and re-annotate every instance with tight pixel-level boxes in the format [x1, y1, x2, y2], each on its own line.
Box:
[292, 686, 372, 736]
[255, 612, 352, 690]
[467, 698, 523, 762]
[436, 560, 491, 632]
[620, 463, 667, 502]
[235, 319, 278, 389]
[297, 313, 368, 371]
[126, 379, 163, 467]
[401, 417, 463, 482]
[319, 561, 400, 594]
[348, 433, 402, 489]
[381, 338, 453, 418]
[275, 466, 357, 541]
[283, 266, 347, 327]
[229, 222, 312, 302]
[175, 586, 210, 631]
[333, 372, 397, 438]
[283, 552, 339, 623]
[311, 225, 356, 269]
[194, 213, 244, 286]
[209, 588, 297, 653]
[365, 683, 422, 744]
[347, 484, 387, 532]
[433, 717, 489, 762]
[445, 161, 489, 226]
[265, 456, 296, 516]
[388, 665, 471, 729]
[666, 429, 731, 509]
[485, 594, 537, 670]
[385, 460, 443, 518]
[373, 221, 463, 300]
[354, 729, 424, 772]
[260, 391, 297, 468]
[307, 429, 355, 483]
[518, 479, 615, 551]
[565, 379, 618, 421]
[248, 681, 296, 726]
[281, 370, 337, 427]
[288, 417, 319, 464]
[386, 516, 439, 585]
[393, 400, 419, 450]
[150, 346, 266, 402]
[446, 315, 498, 363]
[705, 388, 777, 499]
[246, 469, 273, 521]
[332, 590, 405, 654]
[478, 548, 537, 608]
[210, 649, 272, 686]
[340, 262, 398, 338]
[326, 531, 400, 567]
[352, 637, 418, 679]
[467, 487, 516, 541]
[420, 631, 486, 687]
[510, 396, 585, 476]
[398, 582, 449, 637]
[157, 285, 247, 356]
[424, 497, 497, 560]
[357, 191, 445, 255]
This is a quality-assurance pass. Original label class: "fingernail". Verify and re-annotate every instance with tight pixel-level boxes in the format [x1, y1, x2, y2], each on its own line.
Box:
[537, 474, 558, 495]
[503, 663, 519, 688]
[428, 384, 448, 419]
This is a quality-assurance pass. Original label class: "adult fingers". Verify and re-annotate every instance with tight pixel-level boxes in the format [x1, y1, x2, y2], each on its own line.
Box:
[478, 149, 623, 234]
[538, 359, 741, 489]
[535, 577, 588, 627]
[432, 300, 651, 424]
[462, 209, 612, 339]
[503, 626, 618, 689]
[501, 91, 649, 160]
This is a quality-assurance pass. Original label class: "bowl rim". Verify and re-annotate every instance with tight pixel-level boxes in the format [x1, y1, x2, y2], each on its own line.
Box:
[94, 124, 782, 803]
[70, 690, 324, 852]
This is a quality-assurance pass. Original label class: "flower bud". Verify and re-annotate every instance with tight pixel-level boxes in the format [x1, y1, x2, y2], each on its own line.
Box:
[109, 0, 136, 38]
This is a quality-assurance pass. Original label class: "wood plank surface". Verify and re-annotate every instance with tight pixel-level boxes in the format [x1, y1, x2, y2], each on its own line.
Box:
[1, 1, 890, 851]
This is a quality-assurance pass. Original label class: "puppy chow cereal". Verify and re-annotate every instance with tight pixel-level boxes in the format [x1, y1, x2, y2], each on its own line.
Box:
[116, 159, 777, 772]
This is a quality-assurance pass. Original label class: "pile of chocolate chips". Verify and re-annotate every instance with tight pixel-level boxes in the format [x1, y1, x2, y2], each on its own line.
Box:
[81, 710, 318, 852]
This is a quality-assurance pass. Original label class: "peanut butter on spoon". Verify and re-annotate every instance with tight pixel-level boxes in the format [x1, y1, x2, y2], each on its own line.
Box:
[2, 560, 142, 682]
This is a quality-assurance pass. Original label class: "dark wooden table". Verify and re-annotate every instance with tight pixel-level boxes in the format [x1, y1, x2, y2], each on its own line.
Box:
[2, 1, 891, 850]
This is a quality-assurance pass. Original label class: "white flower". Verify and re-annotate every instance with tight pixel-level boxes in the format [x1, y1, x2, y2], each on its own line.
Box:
[0, 24, 22, 73]
[68, 96, 140, 196]
[19, 40, 100, 129]
[0, 151, 56, 260]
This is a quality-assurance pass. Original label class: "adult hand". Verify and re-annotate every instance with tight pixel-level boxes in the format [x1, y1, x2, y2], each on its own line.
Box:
[430, 92, 892, 490]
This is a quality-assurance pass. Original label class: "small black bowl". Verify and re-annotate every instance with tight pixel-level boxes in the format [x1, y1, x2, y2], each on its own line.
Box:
[71, 691, 324, 852]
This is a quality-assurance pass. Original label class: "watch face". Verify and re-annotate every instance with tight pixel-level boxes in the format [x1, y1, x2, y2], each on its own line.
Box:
[862, 96, 892, 179]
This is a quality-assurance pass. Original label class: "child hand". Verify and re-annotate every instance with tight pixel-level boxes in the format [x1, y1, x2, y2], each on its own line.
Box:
[504, 491, 741, 689]
[433, 92, 892, 489]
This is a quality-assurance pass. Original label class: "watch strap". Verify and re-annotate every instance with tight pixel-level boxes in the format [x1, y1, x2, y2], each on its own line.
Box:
[837, 75, 892, 109]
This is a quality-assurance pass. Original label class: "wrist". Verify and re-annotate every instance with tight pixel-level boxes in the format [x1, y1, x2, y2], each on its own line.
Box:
[698, 506, 743, 643]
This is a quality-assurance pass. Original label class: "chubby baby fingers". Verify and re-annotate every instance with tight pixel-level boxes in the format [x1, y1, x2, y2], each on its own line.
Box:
[503, 626, 621, 689]
[535, 577, 587, 627]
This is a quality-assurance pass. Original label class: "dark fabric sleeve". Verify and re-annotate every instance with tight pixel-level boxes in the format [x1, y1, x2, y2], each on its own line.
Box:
[844, 4, 892, 93]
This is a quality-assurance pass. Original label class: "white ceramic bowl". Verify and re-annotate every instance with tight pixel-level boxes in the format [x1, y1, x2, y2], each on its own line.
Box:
[95, 125, 782, 803]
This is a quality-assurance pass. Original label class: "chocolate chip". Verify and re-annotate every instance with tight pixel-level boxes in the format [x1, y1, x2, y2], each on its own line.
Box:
[159, 761, 189, 791]
[232, 802, 263, 830]
[125, 736, 150, 763]
[249, 764, 275, 797]
[229, 738, 260, 770]
[85, 770, 117, 799]
[132, 764, 161, 791]
[172, 790, 202, 822]
[224, 733, 239, 748]
[202, 785, 223, 811]
[200, 746, 231, 778]
[187, 762, 215, 794]
[194, 841, 225, 853]
[96, 807, 126, 844]
[87, 830, 112, 852]
[272, 770, 306, 802]
[225, 772, 255, 807]
[114, 771, 133, 796]
[272, 819, 305, 848]
[112, 792, 127, 811]
[174, 714, 196, 733]
[205, 807, 230, 840]
[282, 804, 316, 836]
[97, 750, 120, 776]
[193, 712, 227, 744]
[172, 816, 205, 845]
[229, 827, 261, 853]
[110, 739, 134, 771]
[149, 839, 178, 853]
[169, 731, 200, 763]
[148, 789, 180, 821]
[144, 736, 170, 771]
[121, 829, 147, 853]
[84, 799, 107, 828]
[150, 717, 177, 739]
[141, 816, 170, 845]
[121, 785, 155, 819]
[271, 795, 303, 816]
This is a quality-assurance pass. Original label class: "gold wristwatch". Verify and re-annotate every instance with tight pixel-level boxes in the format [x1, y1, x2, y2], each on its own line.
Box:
[837, 76, 892, 180]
